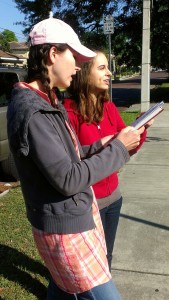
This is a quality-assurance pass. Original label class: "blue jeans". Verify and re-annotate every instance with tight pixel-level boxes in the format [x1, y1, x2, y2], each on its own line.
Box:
[99, 197, 123, 271]
[46, 277, 122, 300]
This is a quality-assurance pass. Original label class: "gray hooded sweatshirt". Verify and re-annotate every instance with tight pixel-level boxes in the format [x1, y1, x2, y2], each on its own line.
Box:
[7, 86, 130, 234]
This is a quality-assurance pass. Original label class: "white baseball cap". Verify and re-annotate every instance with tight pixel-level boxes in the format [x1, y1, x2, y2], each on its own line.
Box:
[29, 18, 96, 62]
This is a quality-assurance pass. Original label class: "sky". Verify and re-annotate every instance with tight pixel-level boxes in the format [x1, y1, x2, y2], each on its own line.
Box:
[0, 0, 26, 42]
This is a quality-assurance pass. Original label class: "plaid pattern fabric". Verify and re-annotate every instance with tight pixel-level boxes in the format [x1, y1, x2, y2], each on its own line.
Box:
[32, 192, 111, 293]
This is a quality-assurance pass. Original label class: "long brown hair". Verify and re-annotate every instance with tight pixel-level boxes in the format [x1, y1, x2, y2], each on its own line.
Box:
[67, 51, 110, 123]
[27, 43, 68, 107]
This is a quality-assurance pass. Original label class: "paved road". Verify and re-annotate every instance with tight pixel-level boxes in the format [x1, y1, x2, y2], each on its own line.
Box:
[112, 71, 168, 107]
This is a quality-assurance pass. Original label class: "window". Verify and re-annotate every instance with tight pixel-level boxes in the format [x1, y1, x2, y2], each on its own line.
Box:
[0, 72, 19, 107]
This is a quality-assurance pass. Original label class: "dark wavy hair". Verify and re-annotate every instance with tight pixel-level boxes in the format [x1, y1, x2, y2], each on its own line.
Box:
[27, 43, 68, 106]
[67, 50, 110, 123]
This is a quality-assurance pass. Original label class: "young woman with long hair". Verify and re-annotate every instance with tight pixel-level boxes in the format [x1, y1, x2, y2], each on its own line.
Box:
[64, 50, 153, 271]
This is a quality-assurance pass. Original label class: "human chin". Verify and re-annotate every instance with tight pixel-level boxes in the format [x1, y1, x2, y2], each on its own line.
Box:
[63, 79, 72, 88]
[101, 83, 109, 90]
[57, 77, 71, 88]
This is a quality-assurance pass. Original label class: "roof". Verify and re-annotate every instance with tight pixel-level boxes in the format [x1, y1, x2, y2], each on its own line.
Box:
[0, 49, 23, 59]
[0, 50, 25, 64]
[9, 41, 29, 50]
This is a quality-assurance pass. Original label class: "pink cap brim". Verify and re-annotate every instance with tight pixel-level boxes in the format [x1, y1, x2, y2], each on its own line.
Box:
[68, 43, 96, 62]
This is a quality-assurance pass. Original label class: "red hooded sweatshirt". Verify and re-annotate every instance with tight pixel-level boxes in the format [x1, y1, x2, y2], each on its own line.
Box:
[64, 99, 146, 199]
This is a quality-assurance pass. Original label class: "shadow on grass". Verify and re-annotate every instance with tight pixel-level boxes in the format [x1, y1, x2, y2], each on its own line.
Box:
[150, 80, 169, 103]
[0, 244, 49, 299]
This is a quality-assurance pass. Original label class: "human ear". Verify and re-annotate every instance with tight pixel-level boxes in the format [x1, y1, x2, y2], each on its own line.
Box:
[49, 46, 58, 64]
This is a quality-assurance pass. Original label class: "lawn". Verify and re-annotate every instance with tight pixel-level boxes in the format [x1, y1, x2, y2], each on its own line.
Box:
[120, 111, 139, 125]
[0, 187, 49, 300]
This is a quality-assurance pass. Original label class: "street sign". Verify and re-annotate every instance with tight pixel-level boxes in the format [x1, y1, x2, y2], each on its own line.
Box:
[103, 15, 114, 34]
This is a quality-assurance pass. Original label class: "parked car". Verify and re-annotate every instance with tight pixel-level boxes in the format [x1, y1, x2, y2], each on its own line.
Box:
[0, 66, 27, 180]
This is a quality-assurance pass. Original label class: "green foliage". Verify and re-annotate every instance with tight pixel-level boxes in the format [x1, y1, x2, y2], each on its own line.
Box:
[0, 29, 18, 52]
[151, 0, 169, 71]
[13, 0, 169, 71]
[2, 29, 18, 42]
[0, 34, 10, 52]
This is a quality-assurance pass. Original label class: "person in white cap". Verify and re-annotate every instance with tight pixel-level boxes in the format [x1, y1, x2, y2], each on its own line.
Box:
[7, 17, 143, 300]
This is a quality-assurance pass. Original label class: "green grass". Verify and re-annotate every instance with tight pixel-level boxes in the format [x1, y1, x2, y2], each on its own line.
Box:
[120, 111, 140, 125]
[0, 188, 49, 300]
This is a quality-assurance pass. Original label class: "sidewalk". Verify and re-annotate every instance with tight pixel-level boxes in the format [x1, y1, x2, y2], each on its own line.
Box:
[111, 103, 169, 299]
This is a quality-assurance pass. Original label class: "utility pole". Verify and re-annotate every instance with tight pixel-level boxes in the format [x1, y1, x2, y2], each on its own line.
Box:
[141, 0, 151, 112]
[108, 33, 112, 101]
[103, 15, 114, 101]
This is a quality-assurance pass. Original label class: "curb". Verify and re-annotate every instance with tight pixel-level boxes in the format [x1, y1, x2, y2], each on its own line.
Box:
[0, 182, 20, 198]
[0, 189, 9, 198]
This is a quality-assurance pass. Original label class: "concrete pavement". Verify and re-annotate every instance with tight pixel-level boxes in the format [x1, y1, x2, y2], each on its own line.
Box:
[111, 103, 169, 300]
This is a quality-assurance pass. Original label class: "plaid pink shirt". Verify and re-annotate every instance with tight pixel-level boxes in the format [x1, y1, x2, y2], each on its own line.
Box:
[32, 191, 111, 294]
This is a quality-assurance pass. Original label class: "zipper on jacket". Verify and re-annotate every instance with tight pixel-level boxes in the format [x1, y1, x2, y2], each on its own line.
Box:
[97, 124, 102, 138]
[97, 123, 112, 196]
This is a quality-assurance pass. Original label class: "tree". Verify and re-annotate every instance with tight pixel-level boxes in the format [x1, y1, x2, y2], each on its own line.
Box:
[2, 29, 18, 42]
[14, 0, 169, 71]
[151, 0, 169, 70]
[13, 0, 119, 57]
[0, 29, 18, 52]
[14, 0, 119, 34]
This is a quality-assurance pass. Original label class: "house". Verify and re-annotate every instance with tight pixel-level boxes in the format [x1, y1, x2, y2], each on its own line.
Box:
[0, 41, 29, 67]
[9, 42, 29, 66]
[0, 49, 26, 67]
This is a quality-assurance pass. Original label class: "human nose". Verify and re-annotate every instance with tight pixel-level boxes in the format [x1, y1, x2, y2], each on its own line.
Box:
[106, 68, 112, 76]
[75, 66, 81, 71]
[72, 66, 81, 76]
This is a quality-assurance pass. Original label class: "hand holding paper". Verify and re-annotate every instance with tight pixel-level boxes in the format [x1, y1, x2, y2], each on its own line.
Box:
[116, 126, 144, 151]
[130, 101, 164, 130]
